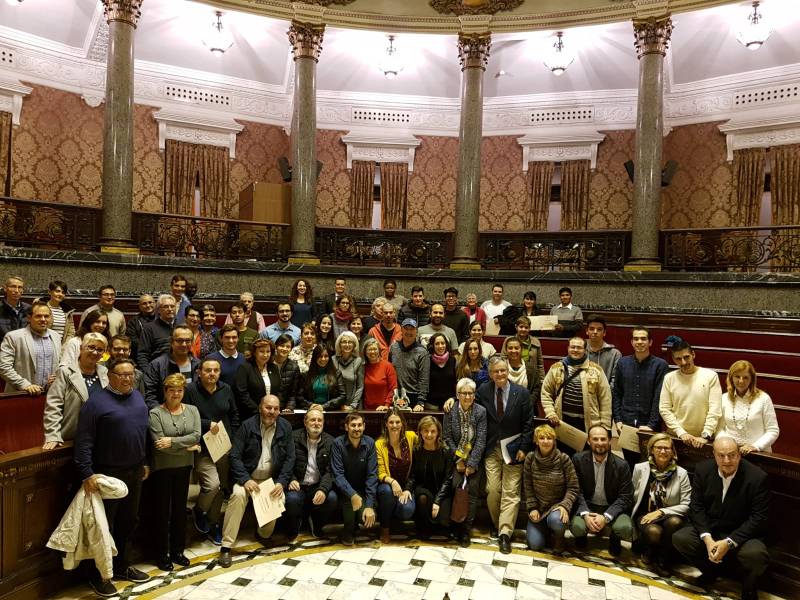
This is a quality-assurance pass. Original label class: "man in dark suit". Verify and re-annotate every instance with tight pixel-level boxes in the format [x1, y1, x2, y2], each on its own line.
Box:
[477, 354, 533, 553]
[673, 435, 770, 600]
[570, 425, 633, 555]
[322, 278, 347, 315]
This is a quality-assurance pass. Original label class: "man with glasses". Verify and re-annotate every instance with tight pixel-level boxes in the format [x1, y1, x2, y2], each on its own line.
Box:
[260, 302, 300, 345]
[143, 326, 199, 409]
[137, 295, 177, 370]
[79, 285, 126, 337]
[0, 275, 31, 342]
[0, 301, 61, 393]
[74, 358, 151, 595]
[104, 334, 145, 395]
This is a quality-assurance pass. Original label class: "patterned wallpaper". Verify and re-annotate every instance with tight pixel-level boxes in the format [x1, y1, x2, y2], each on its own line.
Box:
[479, 136, 529, 231]
[406, 135, 459, 230]
[230, 120, 290, 217]
[315, 129, 351, 226]
[133, 105, 164, 213]
[589, 129, 635, 229]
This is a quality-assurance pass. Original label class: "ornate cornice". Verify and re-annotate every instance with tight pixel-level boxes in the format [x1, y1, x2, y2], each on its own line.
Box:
[457, 32, 491, 71]
[341, 132, 422, 172]
[718, 114, 800, 161]
[430, 0, 524, 16]
[288, 20, 325, 62]
[102, 0, 143, 28]
[633, 15, 673, 58]
[153, 109, 244, 158]
[0, 77, 32, 125]
[298, 0, 355, 5]
[517, 130, 606, 171]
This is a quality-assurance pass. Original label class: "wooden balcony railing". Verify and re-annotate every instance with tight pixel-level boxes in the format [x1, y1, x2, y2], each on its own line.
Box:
[0, 196, 101, 250]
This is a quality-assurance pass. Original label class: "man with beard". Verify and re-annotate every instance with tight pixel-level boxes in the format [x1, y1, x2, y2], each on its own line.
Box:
[260, 302, 300, 345]
[418, 303, 458, 353]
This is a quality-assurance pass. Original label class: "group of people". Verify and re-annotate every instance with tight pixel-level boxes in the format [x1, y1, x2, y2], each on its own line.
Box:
[0, 274, 781, 599]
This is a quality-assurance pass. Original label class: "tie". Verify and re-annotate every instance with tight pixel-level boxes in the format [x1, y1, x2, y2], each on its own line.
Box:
[496, 387, 504, 419]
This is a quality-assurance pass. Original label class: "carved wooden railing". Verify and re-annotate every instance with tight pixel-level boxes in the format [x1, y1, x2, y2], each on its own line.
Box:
[316, 226, 453, 268]
[0, 196, 101, 250]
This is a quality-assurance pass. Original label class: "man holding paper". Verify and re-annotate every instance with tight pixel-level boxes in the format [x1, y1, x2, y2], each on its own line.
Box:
[219, 394, 294, 567]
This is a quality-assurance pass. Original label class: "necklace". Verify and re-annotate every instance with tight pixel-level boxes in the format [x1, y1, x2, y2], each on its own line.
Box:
[166, 404, 187, 434]
[731, 395, 751, 431]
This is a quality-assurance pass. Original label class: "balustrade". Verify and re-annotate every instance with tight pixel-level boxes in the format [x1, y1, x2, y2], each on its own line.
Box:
[316, 226, 452, 268]
[0, 196, 101, 250]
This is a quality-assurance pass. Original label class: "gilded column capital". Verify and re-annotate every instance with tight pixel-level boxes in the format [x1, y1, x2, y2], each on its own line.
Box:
[288, 21, 326, 62]
[633, 16, 673, 58]
[457, 32, 491, 71]
[102, 0, 143, 28]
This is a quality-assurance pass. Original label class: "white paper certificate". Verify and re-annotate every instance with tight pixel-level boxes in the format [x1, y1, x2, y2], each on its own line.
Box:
[617, 424, 643, 453]
[555, 421, 588, 452]
[202, 421, 232, 463]
[251, 478, 286, 528]
[529, 315, 558, 331]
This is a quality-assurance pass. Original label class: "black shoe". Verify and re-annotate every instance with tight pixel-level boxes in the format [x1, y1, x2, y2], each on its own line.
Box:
[340, 530, 354, 546]
[156, 556, 173, 572]
[459, 530, 471, 548]
[741, 588, 759, 600]
[488, 526, 499, 540]
[114, 566, 150, 583]
[308, 515, 318, 538]
[89, 577, 117, 598]
[574, 536, 588, 550]
[609, 534, 622, 556]
[219, 548, 232, 568]
[498, 533, 512, 554]
[171, 553, 191, 567]
[255, 530, 273, 547]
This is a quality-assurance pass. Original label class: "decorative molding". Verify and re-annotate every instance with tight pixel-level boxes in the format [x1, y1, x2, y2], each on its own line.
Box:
[341, 132, 421, 172]
[153, 109, 244, 159]
[718, 114, 800, 161]
[430, 0, 524, 16]
[81, 93, 104, 108]
[102, 0, 143, 28]
[633, 16, 673, 58]
[0, 77, 32, 125]
[87, 21, 109, 62]
[457, 32, 491, 71]
[288, 21, 325, 62]
[517, 130, 606, 171]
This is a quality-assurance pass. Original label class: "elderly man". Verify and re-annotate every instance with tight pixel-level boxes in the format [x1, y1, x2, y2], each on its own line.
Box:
[259, 302, 301, 345]
[0, 302, 61, 393]
[418, 303, 459, 352]
[285, 408, 337, 540]
[389, 318, 429, 411]
[541, 336, 612, 437]
[219, 394, 294, 567]
[104, 334, 146, 395]
[225, 292, 266, 332]
[125, 294, 156, 361]
[659, 340, 722, 448]
[74, 358, 150, 594]
[367, 302, 401, 361]
[673, 436, 770, 600]
[143, 326, 199, 409]
[79, 285, 126, 337]
[0, 275, 31, 342]
[462, 292, 487, 331]
[330, 412, 378, 545]
[362, 297, 386, 332]
[137, 294, 176, 370]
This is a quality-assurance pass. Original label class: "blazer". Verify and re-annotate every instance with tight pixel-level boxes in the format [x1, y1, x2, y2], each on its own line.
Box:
[572, 450, 633, 520]
[291, 429, 335, 495]
[475, 380, 533, 457]
[376, 431, 418, 483]
[229, 415, 295, 487]
[630, 462, 691, 519]
[43, 362, 109, 443]
[688, 457, 769, 546]
[0, 326, 62, 391]
[234, 361, 282, 421]
[442, 401, 487, 470]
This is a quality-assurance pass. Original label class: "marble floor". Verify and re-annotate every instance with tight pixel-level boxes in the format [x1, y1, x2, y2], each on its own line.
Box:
[46, 526, 786, 600]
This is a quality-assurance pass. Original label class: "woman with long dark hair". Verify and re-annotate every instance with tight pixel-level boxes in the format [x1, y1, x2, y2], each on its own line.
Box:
[427, 332, 457, 411]
[316, 314, 336, 354]
[234, 338, 281, 421]
[289, 279, 315, 329]
[302, 345, 344, 410]
[455, 339, 489, 386]
[60, 309, 109, 367]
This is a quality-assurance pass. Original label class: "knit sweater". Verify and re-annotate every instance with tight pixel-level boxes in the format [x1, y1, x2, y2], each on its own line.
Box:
[523, 448, 580, 514]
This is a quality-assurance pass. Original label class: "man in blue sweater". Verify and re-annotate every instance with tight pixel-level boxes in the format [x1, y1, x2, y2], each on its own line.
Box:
[74, 358, 150, 597]
[207, 324, 244, 388]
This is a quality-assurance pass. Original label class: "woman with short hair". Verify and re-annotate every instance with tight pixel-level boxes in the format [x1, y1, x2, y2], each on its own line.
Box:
[289, 323, 317, 374]
[717, 360, 779, 454]
[36, 280, 75, 343]
[198, 304, 220, 359]
[272, 333, 302, 411]
[331, 294, 357, 340]
[334, 331, 364, 410]
[362, 338, 397, 411]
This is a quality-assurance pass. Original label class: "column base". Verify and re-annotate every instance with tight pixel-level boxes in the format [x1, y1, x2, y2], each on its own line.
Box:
[449, 259, 482, 270]
[624, 259, 662, 272]
[99, 241, 138, 255]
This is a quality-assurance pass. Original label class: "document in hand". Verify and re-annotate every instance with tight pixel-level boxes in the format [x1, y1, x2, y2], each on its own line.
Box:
[555, 421, 588, 452]
[500, 433, 522, 464]
[202, 422, 232, 463]
[251, 478, 286, 528]
[528, 315, 558, 331]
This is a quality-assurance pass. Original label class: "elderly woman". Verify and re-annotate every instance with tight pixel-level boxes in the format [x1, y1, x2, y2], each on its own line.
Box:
[198, 304, 220, 359]
[376, 408, 418, 543]
[43, 332, 109, 450]
[442, 378, 487, 547]
[717, 360, 779, 454]
[334, 331, 364, 410]
[59, 309, 110, 367]
[149, 373, 201, 572]
[631, 433, 691, 572]
[289, 323, 317, 374]
[523, 424, 579, 554]
[234, 338, 281, 421]
[362, 337, 397, 411]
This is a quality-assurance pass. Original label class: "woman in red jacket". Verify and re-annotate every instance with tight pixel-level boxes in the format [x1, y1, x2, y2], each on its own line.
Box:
[362, 338, 397, 411]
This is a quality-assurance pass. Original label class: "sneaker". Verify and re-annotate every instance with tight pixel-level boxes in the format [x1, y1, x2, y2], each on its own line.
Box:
[219, 548, 232, 568]
[114, 566, 150, 583]
[89, 577, 117, 598]
[193, 506, 210, 535]
[207, 523, 222, 546]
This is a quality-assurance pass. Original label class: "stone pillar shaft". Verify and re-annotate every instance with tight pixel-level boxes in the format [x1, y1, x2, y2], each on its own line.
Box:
[288, 21, 324, 264]
[100, 0, 141, 252]
[627, 16, 673, 271]
[451, 32, 490, 270]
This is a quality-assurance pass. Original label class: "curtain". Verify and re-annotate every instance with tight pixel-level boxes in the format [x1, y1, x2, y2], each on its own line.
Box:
[560, 159, 591, 230]
[164, 139, 230, 217]
[732, 148, 765, 227]
[772, 144, 800, 226]
[0, 111, 11, 196]
[380, 162, 408, 230]
[526, 161, 554, 230]
[349, 160, 375, 228]
[198, 144, 230, 218]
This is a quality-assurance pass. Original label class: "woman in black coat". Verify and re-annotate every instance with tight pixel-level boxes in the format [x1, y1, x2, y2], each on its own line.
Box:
[407, 416, 454, 539]
[234, 338, 281, 420]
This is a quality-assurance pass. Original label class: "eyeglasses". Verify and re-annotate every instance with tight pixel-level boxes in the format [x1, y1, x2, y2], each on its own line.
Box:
[457, 391, 475, 396]
[653, 446, 673, 453]
[174, 338, 193, 344]
[110, 372, 135, 379]
[85, 346, 105, 354]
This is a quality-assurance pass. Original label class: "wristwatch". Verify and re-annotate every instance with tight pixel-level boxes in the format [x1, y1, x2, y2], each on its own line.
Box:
[726, 538, 735, 550]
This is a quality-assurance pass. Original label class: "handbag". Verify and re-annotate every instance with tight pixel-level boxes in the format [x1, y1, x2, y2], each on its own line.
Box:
[450, 473, 470, 523]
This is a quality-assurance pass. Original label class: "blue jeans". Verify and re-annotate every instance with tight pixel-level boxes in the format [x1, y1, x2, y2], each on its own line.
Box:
[284, 485, 338, 536]
[377, 483, 416, 526]
[526, 510, 567, 550]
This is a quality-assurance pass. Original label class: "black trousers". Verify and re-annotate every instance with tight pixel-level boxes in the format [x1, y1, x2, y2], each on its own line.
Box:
[97, 463, 144, 573]
[150, 466, 192, 558]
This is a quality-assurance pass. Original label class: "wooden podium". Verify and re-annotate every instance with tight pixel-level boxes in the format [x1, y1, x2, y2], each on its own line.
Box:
[239, 182, 291, 224]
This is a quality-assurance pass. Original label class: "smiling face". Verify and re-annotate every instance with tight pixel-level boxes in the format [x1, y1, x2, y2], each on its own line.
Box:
[221, 329, 239, 353]
[401, 324, 417, 345]
[260, 395, 280, 427]
[81, 339, 107, 365]
[444, 291, 458, 309]
[631, 329, 651, 355]
[559, 290, 572, 306]
[386, 414, 403, 439]
[466, 293, 478, 308]
[296, 280, 307, 295]
[171, 279, 186, 299]
[277, 304, 292, 323]
[345, 415, 365, 443]
[110, 338, 131, 360]
[349, 317, 363, 335]
[316, 348, 330, 368]
[276, 341, 292, 361]
[185, 308, 200, 329]
[108, 362, 135, 394]
[411, 290, 424, 306]
[365, 342, 381, 364]
[567, 338, 586, 361]
[515, 321, 530, 338]
[159, 297, 176, 321]
[536, 433, 555, 456]
[202, 308, 216, 328]
[49, 285, 65, 304]
[318, 316, 333, 335]
[588, 426, 610, 458]
[420, 424, 439, 448]
[672, 348, 696, 374]
[467, 341, 481, 361]
[731, 369, 753, 396]
[335, 279, 346, 295]
[433, 336, 447, 356]
[340, 337, 355, 356]
[505, 339, 522, 364]
[469, 322, 483, 341]
[254, 343, 272, 366]
[305, 409, 324, 438]
[91, 314, 109, 333]
[489, 359, 509, 388]
[301, 326, 316, 348]
[430, 304, 444, 326]
[99, 287, 116, 309]
[138, 295, 155, 316]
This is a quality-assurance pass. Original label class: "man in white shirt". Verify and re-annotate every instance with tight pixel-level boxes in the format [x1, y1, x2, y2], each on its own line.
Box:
[480, 283, 510, 332]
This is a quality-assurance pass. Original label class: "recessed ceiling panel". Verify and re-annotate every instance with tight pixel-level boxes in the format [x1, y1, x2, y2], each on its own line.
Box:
[0, 0, 95, 49]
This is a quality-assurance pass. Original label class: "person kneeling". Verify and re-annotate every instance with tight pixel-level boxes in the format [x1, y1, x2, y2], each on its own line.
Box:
[219, 394, 295, 568]
[408, 416, 454, 539]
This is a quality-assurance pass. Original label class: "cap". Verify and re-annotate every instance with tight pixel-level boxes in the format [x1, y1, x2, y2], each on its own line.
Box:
[401, 318, 417, 328]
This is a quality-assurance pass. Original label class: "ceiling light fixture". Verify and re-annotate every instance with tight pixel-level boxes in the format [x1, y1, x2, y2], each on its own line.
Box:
[736, 1, 773, 51]
[4, 0, 24, 6]
[202, 11, 233, 55]
[379, 35, 404, 79]
[543, 31, 575, 76]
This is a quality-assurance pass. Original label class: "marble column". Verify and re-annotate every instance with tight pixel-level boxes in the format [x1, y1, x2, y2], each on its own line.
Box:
[287, 21, 324, 264]
[99, 0, 142, 253]
[625, 16, 673, 271]
[450, 32, 490, 270]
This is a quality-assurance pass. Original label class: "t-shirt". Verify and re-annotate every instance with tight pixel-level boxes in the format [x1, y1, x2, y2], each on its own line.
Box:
[417, 324, 458, 352]
[480, 300, 510, 322]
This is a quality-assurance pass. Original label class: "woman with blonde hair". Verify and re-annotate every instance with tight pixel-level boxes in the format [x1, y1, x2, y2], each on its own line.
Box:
[523, 423, 579, 554]
[375, 408, 417, 543]
[717, 360, 779, 454]
[334, 331, 364, 410]
[407, 416, 453, 538]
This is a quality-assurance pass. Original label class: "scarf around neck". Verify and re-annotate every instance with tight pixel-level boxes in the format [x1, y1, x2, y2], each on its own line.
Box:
[432, 351, 450, 367]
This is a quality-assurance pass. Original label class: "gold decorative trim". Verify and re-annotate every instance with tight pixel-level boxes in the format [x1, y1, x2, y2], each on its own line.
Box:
[633, 16, 673, 58]
[297, 0, 356, 5]
[457, 32, 491, 71]
[102, 0, 143, 28]
[430, 0, 524, 16]
[288, 21, 326, 62]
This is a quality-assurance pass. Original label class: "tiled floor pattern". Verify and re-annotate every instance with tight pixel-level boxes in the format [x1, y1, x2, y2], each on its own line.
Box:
[47, 530, 784, 600]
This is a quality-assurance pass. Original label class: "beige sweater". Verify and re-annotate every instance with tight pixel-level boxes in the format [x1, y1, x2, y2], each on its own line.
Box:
[659, 367, 722, 438]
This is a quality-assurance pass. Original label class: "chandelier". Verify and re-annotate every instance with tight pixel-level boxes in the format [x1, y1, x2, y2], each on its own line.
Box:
[4, 0, 24, 6]
[202, 11, 234, 55]
[736, 1, 773, 51]
[379, 35, 404, 79]
[543, 32, 575, 76]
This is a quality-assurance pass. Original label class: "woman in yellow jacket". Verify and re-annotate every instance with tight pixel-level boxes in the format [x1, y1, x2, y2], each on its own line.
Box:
[375, 408, 418, 543]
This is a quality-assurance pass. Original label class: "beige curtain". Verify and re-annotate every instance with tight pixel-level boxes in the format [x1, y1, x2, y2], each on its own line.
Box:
[526, 162, 554, 230]
[560, 159, 591, 230]
[732, 148, 766, 227]
[0, 111, 11, 196]
[380, 162, 408, 229]
[772, 144, 800, 226]
[164, 140, 230, 216]
[349, 160, 375, 228]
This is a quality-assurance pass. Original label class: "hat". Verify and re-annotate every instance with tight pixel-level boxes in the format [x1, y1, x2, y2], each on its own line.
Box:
[401, 318, 417, 328]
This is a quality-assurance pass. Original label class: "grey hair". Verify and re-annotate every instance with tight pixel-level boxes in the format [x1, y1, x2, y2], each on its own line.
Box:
[157, 293, 175, 308]
[81, 332, 108, 349]
[488, 354, 508, 371]
[335, 331, 359, 355]
[456, 377, 476, 393]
